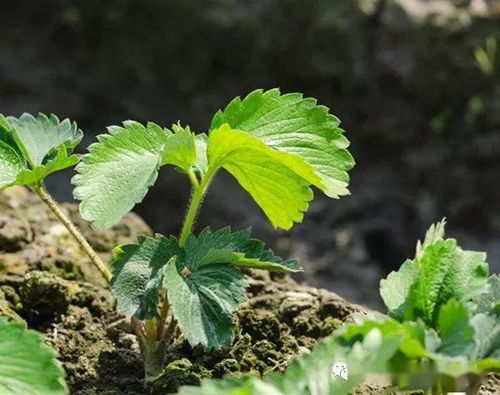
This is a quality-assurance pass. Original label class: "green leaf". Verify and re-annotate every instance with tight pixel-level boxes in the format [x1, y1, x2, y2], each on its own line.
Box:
[180, 328, 397, 395]
[110, 234, 181, 319]
[0, 113, 82, 187]
[472, 275, 500, 314]
[161, 124, 197, 173]
[436, 299, 475, 358]
[182, 227, 301, 273]
[470, 313, 500, 359]
[73, 121, 168, 228]
[0, 140, 23, 190]
[338, 318, 429, 362]
[194, 133, 208, 176]
[207, 124, 318, 229]
[6, 113, 82, 167]
[164, 259, 246, 349]
[380, 259, 418, 320]
[211, 88, 354, 198]
[0, 318, 67, 395]
[385, 221, 490, 326]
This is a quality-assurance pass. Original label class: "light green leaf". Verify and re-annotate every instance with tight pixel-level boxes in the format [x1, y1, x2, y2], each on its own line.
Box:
[161, 124, 196, 173]
[207, 124, 318, 229]
[436, 299, 475, 358]
[415, 218, 447, 260]
[380, 259, 418, 320]
[0, 113, 82, 187]
[6, 113, 82, 167]
[15, 154, 80, 185]
[390, 221, 490, 326]
[410, 239, 458, 324]
[110, 234, 181, 319]
[164, 260, 246, 349]
[211, 88, 354, 198]
[182, 227, 300, 273]
[0, 318, 67, 395]
[472, 275, 500, 314]
[470, 313, 500, 359]
[0, 140, 23, 190]
[194, 133, 208, 176]
[73, 121, 168, 228]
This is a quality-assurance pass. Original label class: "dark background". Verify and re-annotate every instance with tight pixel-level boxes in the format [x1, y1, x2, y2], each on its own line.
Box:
[1, 0, 499, 308]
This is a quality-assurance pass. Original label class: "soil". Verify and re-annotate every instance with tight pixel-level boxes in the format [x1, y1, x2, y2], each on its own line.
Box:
[0, 187, 368, 394]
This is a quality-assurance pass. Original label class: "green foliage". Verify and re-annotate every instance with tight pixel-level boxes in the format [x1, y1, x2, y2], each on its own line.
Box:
[74, 89, 354, 230]
[211, 88, 355, 199]
[111, 227, 301, 348]
[371, 220, 498, 386]
[73, 121, 168, 228]
[182, 221, 498, 394]
[0, 113, 82, 189]
[179, 328, 397, 395]
[380, 219, 489, 325]
[164, 260, 246, 349]
[0, 318, 67, 395]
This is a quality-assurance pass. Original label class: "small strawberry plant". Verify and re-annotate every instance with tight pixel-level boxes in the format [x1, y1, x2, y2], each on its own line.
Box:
[178, 220, 500, 394]
[69, 88, 355, 380]
[0, 113, 112, 281]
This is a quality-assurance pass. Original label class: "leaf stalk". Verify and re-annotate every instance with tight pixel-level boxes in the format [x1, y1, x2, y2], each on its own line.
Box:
[32, 183, 112, 282]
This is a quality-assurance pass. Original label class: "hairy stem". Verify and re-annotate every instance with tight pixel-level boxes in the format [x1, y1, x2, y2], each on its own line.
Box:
[32, 183, 112, 282]
[178, 167, 217, 247]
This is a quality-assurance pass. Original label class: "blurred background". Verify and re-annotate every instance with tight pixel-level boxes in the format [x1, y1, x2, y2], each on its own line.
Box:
[1, 0, 499, 309]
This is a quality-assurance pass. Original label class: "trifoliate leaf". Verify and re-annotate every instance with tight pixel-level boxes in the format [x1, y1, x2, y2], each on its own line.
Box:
[110, 234, 181, 319]
[164, 259, 246, 349]
[380, 259, 418, 320]
[0, 318, 67, 395]
[73, 121, 168, 228]
[207, 124, 318, 229]
[182, 227, 300, 273]
[161, 124, 196, 173]
[6, 113, 82, 167]
[470, 313, 500, 359]
[436, 299, 475, 358]
[211, 88, 354, 198]
[0, 113, 82, 187]
[0, 140, 23, 190]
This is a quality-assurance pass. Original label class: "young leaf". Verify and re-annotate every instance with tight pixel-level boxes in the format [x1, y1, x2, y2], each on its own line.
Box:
[164, 260, 246, 349]
[110, 234, 181, 319]
[73, 121, 168, 228]
[0, 113, 82, 186]
[472, 274, 500, 315]
[6, 113, 82, 167]
[470, 313, 500, 359]
[207, 124, 318, 229]
[436, 299, 475, 358]
[0, 318, 67, 395]
[161, 124, 197, 173]
[211, 88, 355, 198]
[0, 140, 23, 190]
[379, 259, 418, 320]
[381, 221, 490, 326]
[182, 227, 301, 272]
[180, 328, 398, 395]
